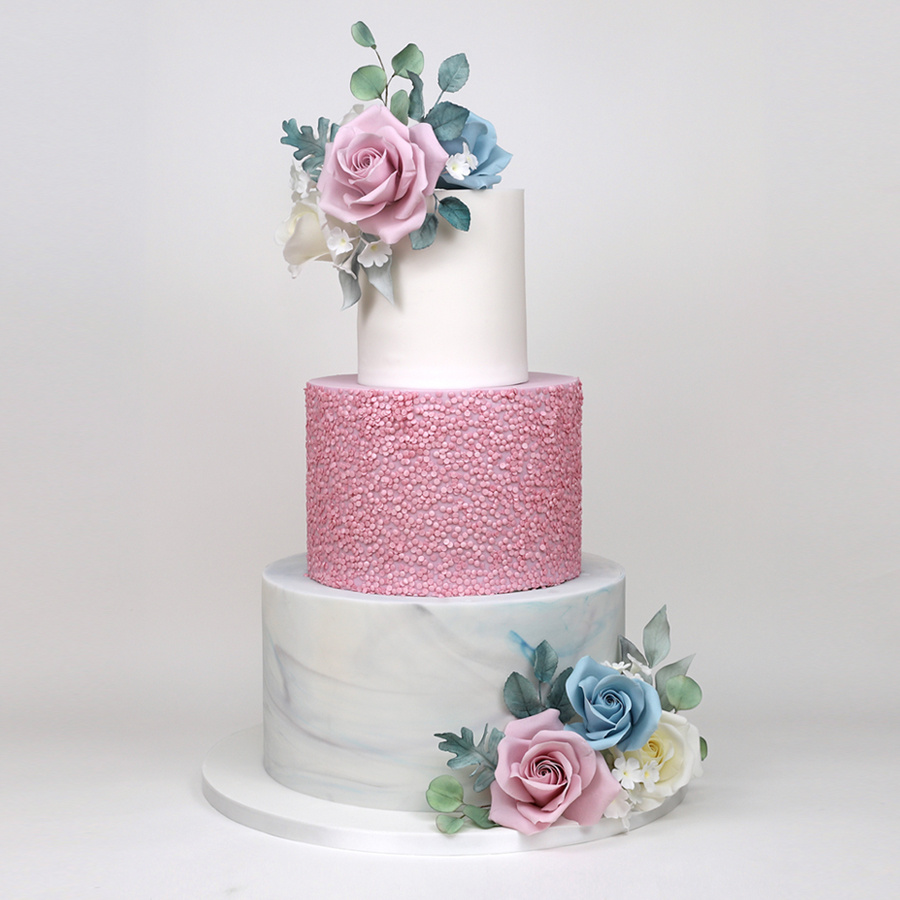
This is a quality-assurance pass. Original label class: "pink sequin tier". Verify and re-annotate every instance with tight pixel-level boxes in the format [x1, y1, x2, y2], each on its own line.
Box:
[305, 373, 582, 597]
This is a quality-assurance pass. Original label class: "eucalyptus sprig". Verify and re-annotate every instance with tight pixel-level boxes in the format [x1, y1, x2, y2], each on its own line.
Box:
[619, 606, 707, 759]
[426, 775, 498, 833]
[348, 20, 470, 139]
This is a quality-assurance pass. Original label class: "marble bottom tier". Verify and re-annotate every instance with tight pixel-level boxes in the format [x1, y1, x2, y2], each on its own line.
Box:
[262, 553, 625, 811]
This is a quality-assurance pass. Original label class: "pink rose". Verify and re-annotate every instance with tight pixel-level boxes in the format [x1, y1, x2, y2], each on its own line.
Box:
[489, 709, 623, 835]
[316, 105, 448, 245]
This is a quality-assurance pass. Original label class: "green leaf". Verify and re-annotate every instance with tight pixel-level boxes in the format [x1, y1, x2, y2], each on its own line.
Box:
[665, 674, 702, 711]
[655, 654, 695, 711]
[408, 71, 425, 120]
[350, 65, 387, 101]
[437, 196, 471, 232]
[362, 256, 395, 305]
[280, 117, 334, 178]
[618, 635, 647, 667]
[546, 666, 577, 723]
[409, 212, 438, 249]
[423, 101, 469, 141]
[436, 814, 465, 834]
[643, 605, 671, 668]
[392, 42, 424, 78]
[350, 21, 376, 48]
[338, 266, 361, 310]
[426, 775, 464, 812]
[389, 89, 410, 124]
[437, 53, 470, 93]
[532, 640, 558, 684]
[700, 735, 708, 761]
[462, 805, 497, 829]
[504, 671, 542, 718]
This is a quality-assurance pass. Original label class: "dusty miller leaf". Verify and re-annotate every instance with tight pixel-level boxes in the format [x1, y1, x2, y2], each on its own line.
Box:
[280, 117, 335, 178]
[435, 724, 502, 789]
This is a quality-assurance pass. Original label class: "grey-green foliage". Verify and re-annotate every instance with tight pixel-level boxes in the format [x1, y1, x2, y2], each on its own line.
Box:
[434, 724, 504, 792]
[503, 639, 578, 723]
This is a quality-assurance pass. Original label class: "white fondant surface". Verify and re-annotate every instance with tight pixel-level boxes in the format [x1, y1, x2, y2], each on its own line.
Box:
[262, 553, 625, 811]
[204, 726, 685, 855]
[356, 189, 527, 388]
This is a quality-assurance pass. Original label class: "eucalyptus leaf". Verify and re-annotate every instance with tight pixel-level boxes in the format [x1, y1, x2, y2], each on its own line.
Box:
[700, 736, 708, 761]
[462, 805, 497, 829]
[532, 640, 558, 684]
[665, 674, 702, 711]
[390, 89, 410, 124]
[618, 635, 647, 667]
[409, 212, 438, 249]
[426, 775, 464, 812]
[350, 64, 387, 101]
[642, 605, 671, 668]
[503, 671, 542, 719]
[350, 21, 376, 48]
[362, 257, 395, 304]
[423, 101, 469, 141]
[436, 814, 465, 834]
[655, 654, 695, 711]
[392, 43, 424, 78]
[546, 666, 577, 723]
[437, 196, 471, 232]
[437, 53, 470, 93]
[408, 71, 425, 120]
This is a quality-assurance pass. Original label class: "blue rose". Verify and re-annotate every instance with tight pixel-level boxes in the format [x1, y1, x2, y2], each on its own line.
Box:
[564, 657, 662, 751]
[436, 112, 512, 190]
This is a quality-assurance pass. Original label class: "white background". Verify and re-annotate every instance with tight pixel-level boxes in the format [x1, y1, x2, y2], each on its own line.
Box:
[2, 1, 897, 896]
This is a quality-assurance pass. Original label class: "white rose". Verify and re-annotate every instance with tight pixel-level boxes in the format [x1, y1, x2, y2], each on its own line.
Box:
[610, 711, 703, 812]
[277, 198, 329, 273]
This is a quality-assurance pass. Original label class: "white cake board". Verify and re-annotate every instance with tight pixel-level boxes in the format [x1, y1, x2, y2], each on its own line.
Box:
[201, 726, 686, 855]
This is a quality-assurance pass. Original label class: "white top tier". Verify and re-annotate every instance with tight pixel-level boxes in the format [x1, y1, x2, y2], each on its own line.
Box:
[356, 188, 528, 388]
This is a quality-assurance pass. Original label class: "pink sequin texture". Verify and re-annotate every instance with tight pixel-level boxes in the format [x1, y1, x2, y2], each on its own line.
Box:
[305, 373, 582, 597]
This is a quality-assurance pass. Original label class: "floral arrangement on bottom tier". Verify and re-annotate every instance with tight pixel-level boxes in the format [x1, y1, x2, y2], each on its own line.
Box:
[426, 607, 707, 835]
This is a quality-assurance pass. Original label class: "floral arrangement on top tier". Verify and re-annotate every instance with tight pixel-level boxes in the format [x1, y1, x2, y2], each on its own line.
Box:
[277, 21, 512, 309]
[426, 607, 707, 835]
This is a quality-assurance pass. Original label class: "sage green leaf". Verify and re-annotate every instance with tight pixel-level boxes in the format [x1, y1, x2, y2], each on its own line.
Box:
[350, 65, 387, 101]
[280, 117, 334, 179]
[472, 766, 496, 793]
[665, 674, 702, 711]
[504, 671, 542, 718]
[350, 21, 376, 48]
[462, 805, 497, 829]
[642, 605, 671, 668]
[409, 212, 438, 249]
[700, 736, 708, 760]
[435, 724, 501, 778]
[437, 196, 471, 232]
[618, 635, 647, 667]
[423, 101, 469, 141]
[426, 775, 464, 812]
[532, 640, 558, 684]
[438, 53, 470, 93]
[547, 666, 577, 723]
[408, 71, 425, 120]
[338, 267, 361, 310]
[655, 654, 695, 711]
[436, 814, 465, 834]
[362, 257, 394, 305]
[389, 89, 410, 124]
[391, 42, 424, 78]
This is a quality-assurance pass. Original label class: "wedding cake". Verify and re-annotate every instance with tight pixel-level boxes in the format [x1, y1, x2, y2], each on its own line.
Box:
[202, 23, 703, 851]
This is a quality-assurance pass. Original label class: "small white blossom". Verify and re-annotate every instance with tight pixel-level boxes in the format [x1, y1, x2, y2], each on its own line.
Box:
[612, 756, 643, 790]
[325, 226, 354, 258]
[358, 239, 391, 268]
[626, 653, 654, 682]
[290, 161, 315, 199]
[444, 142, 478, 181]
[639, 758, 661, 785]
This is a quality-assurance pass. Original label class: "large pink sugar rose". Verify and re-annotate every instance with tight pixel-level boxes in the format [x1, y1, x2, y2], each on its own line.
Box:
[316, 105, 448, 245]
[489, 709, 623, 835]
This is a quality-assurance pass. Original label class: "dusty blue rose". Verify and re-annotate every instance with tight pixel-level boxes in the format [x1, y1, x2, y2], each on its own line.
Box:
[436, 112, 512, 189]
[564, 657, 662, 751]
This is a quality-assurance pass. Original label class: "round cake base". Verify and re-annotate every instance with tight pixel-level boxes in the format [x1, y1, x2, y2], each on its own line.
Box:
[202, 727, 686, 856]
